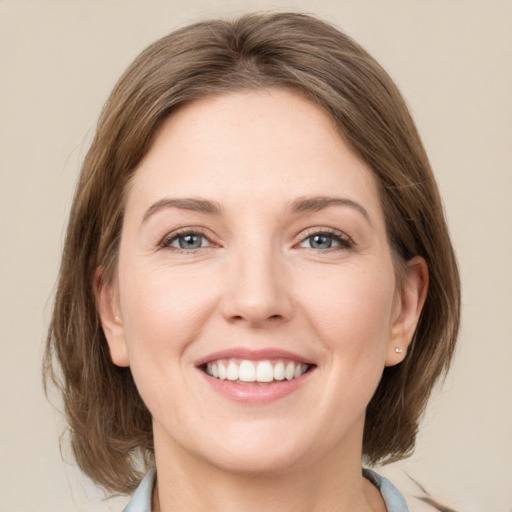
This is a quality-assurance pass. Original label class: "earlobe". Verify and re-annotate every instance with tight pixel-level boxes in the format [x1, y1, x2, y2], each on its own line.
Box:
[94, 267, 130, 367]
[385, 256, 429, 367]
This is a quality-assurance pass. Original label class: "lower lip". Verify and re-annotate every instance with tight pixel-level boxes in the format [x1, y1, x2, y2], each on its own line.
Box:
[198, 368, 314, 403]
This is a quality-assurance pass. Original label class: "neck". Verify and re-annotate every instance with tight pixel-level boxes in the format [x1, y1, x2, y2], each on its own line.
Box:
[152, 423, 384, 512]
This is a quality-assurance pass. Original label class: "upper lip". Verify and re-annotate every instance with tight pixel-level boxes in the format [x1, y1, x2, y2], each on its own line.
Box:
[195, 347, 316, 367]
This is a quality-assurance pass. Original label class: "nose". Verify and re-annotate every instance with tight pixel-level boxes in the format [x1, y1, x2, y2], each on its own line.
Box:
[219, 246, 294, 327]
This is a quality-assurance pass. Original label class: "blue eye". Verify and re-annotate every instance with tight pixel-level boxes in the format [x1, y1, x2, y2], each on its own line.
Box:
[308, 234, 334, 249]
[162, 232, 210, 250]
[176, 234, 204, 249]
[299, 231, 351, 250]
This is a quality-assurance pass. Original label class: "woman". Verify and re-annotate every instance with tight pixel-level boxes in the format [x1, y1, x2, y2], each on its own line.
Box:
[44, 12, 460, 512]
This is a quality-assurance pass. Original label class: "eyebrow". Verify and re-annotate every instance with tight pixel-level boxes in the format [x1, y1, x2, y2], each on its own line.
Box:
[290, 196, 373, 227]
[141, 195, 373, 227]
[142, 197, 223, 224]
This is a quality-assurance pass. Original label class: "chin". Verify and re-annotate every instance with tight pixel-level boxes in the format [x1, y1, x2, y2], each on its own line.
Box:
[204, 442, 308, 477]
[169, 420, 317, 477]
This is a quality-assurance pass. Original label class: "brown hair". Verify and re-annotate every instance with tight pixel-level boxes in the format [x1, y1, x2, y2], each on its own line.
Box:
[44, 12, 460, 495]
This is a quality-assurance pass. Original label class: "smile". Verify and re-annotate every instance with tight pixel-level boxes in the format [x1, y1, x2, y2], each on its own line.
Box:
[203, 359, 311, 383]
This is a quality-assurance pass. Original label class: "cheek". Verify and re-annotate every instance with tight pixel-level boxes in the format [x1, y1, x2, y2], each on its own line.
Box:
[116, 264, 218, 421]
[299, 261, 396, 360]
[118, 263, 217, 368]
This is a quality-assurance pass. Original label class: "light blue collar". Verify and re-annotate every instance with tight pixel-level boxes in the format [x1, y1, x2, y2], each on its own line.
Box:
[123, 468, 156, 512]
[363, 468, 409, 511]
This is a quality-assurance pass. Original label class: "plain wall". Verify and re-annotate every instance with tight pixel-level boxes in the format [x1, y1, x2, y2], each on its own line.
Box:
[1, 1, 511, 511]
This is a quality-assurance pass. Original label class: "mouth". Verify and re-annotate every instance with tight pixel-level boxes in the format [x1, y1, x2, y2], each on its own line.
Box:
[200, 358, 314, 384]
[195, 349, 316, 402]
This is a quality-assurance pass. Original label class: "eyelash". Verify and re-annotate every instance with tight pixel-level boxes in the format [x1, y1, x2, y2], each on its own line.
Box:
[296, 227, 353, 252]
[160, 227, 213, 252]
[159, 227, 354, 253]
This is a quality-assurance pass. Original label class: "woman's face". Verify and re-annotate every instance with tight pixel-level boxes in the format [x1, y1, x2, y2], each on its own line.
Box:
[100, 88, 422, 475]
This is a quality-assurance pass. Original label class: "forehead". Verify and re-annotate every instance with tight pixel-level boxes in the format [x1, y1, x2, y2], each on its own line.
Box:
[126, 88, 383, 225]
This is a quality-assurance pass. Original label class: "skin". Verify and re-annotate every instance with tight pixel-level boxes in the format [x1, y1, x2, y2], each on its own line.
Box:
[98, 88, 428, 512]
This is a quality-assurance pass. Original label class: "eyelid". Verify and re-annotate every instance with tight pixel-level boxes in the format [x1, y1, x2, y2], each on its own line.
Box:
[159, 226, 217, 250]
[294, 226, 354, 250]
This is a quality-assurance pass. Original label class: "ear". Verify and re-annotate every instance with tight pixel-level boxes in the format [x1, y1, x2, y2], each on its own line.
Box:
[385, 256, 429, 367]
[94, 267, 130, 367]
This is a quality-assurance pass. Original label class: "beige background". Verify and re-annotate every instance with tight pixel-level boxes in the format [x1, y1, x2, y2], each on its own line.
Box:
[1, 1, 511, 511]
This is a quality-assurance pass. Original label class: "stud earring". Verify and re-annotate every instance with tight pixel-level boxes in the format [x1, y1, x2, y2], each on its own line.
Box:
[395, 347, 403, 353]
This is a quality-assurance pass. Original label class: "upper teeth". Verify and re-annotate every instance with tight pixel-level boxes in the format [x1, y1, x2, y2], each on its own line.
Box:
[205, 359, 309, 383]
